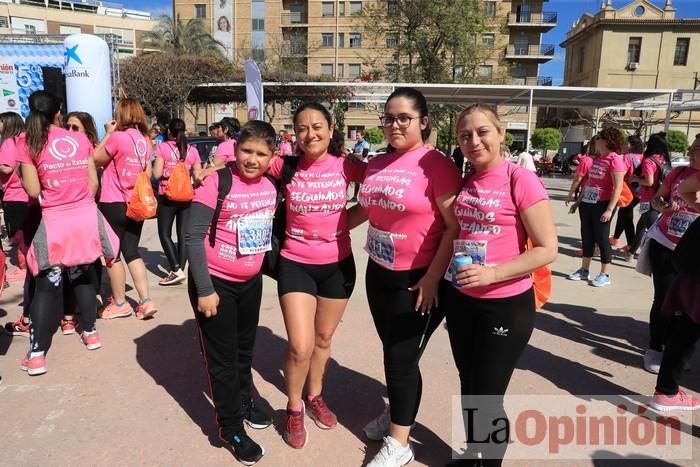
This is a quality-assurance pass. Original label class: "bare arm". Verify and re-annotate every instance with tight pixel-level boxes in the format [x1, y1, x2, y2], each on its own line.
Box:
[93, 120, 116, 168]
[346, 203, 368, 229]
[152, 157, 164, 180]
[0, 164, 13, 176]
[602, 171, 625, 222]
[19, 163, 41, 199]
[87, 157, 98, 196]
[677, 174, 700, 212]
[566, 174, 584, 204]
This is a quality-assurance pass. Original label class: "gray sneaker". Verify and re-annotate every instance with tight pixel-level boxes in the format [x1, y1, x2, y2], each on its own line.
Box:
[367, 436, 414, 467]
[644, 349, 663, 374]
[567, 268, 590, 281]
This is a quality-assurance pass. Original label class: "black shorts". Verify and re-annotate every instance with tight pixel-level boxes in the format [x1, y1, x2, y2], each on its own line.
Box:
[277, 254, 356, 299]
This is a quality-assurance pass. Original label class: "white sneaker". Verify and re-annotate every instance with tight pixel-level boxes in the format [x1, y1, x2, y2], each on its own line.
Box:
[367, 436, 414, 467]
[644, 349, 663, 374]
[363, 405, 391, 441]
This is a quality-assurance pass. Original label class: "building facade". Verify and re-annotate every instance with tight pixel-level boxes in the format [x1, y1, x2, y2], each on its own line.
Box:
[175, 0, 557, 149]
[0, 0, 158, 57]
[558, 0, 700, 140]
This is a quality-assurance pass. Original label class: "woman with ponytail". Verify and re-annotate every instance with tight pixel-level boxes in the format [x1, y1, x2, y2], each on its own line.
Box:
[153, 118, 202, 285]
[16, 90, 118, 376]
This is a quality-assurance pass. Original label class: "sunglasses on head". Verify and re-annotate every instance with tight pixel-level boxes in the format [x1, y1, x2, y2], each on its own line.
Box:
[64, 124, 81, 132]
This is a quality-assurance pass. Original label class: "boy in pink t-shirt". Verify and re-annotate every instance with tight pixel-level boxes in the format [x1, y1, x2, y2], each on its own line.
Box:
[185, 121, 277, 465]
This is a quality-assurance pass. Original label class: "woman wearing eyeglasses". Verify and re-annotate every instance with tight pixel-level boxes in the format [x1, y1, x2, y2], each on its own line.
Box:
[350, 87, 461, 466]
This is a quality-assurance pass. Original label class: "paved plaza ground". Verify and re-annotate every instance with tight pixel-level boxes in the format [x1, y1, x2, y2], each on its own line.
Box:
[0, 176, 698, 466]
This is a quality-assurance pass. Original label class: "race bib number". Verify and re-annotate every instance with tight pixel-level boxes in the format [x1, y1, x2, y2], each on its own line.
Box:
[237, 216, 273, 255]
[366, 224, 395, 269]
[444, 239, 488, 281]
[668, 211, 699, 238]
[639, 202, 651, 215]
[582, 186, 600, 204]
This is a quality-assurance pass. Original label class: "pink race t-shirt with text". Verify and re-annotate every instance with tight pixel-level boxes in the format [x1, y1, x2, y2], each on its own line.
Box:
[269, 154, 366, 264]
[193, 166, 277, 282]
[358, 146, 461, 271]
[454, 161, 548, 299]
[16, 127, 94, 208]
[155, 141, 201, 195]
[657, 166, 699, 243]
[0, 135, 30, 203]
[214, 139, 237, 162]
[99, 128, 150, 203]
[581, 152, 626, 203]
[638, 154, 667, 203]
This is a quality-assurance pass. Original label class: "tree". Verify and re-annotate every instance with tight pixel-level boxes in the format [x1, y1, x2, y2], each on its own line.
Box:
[667, 130, 689, 153]
[360, 0, 489, 83]
[143, 15, 224, 57]
[530, 128, 562, 152]
[120, 54, 235, 118]
[504, 132, 514, 147]
[364, 127, 384, 146]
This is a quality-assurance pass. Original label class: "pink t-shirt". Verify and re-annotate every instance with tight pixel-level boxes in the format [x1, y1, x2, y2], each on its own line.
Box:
[279, 141, 293, 156]
[269, 154, 366, 264]
[155, 141, 201, 195]
[581, 152, 626, 203]
[454, 161, 548, 299]
[657, 166, 699, 243]
[214, 139, 237, 162]
[0, 135, 30, 203]
[623, 153, 643, 178]
[638, 154, 667, 203]
[99, 128, 150, 203]
[358, 146, 461, 271]
[16, 127, 94, 209]
[575, 154, 593, 178]
[193, 166, 277, 282]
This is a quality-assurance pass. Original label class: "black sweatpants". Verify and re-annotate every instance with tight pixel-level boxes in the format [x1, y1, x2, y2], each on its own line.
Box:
[656, 312, 700, 395]
[579, 201, 613, 264]
[631, 209, 659, 254]
[365, 259, 446, 427]
[648, 239, 677, 351]
[98, 202, 144, 264]
[157, 195, 190, 271]
[188, 273, 262, 442]
[444, 286, 535, 466]
[29, 265, 99, 353]
[613, 198, 639, 245]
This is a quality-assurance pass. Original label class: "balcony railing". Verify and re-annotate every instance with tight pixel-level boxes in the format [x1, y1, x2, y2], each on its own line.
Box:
[511, 76, 553, 86]
[508, 11, 557, 26]
[282, 11, 308, 26]
[506, 44, 555, 58]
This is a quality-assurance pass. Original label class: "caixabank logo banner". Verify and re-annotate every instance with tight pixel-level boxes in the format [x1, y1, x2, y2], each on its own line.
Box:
[64, 44, 89, 79]
[0, 44, 64, 117]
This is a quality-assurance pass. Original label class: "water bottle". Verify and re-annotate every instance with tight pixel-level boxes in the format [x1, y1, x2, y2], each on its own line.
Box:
[452, 253, 472, 288]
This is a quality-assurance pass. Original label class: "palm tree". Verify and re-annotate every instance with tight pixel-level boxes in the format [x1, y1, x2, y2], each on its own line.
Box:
[143, 15, 224, 57]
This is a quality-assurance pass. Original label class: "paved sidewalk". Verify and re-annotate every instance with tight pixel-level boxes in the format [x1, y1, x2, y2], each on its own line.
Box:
[0, 176, 697, 466]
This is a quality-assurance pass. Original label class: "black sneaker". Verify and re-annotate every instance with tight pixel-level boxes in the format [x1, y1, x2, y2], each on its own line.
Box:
[227, 430, 264, 466]
[243, 399, 273, 429]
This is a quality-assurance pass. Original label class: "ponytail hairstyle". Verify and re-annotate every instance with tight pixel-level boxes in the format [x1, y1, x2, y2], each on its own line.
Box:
[384, 87, 431, 153]
[0, 111, 25, 142]
[26, 90, 62, 159]
[168, 118, 188, 161]
[292, 102, 343, 157]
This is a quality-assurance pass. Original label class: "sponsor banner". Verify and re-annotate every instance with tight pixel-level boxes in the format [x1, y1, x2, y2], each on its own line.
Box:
[214, 102, 234, 122]
[245, 59, 263, 121]
[64, 34, 113, 140]
[451, 395, 693, 461]
[213, 0, 233, 61]
[0, 44, 64, 117]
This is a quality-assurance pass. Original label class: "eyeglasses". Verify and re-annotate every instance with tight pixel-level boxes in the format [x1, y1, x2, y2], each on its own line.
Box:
[64, 124, 81, 132]
[379, 114, 422, 129]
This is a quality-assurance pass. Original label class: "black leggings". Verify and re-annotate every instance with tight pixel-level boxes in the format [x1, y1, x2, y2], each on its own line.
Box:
[648, 239, 677, 351]
[188, 273, 262, 441]
[631, 208, 659, 254]
[157, 195, 190, 271]
[656, 312, 700, 395]
[444, 286, 535, 466]
[3, 202, 41, 319]
[579, 201, 613, 264]
[29, 264, 99, 353]
[365, 260, 446, 426]
[613, 198, 639, 245]
[99, 202, 144, 264]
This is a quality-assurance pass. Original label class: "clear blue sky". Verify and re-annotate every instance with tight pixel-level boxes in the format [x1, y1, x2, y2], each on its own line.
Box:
[122, 0, 695, 85]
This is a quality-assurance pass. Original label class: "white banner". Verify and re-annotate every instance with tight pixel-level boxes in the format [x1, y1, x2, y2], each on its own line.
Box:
[214, 102, 234, 121]
[245, 59, 263, 121]
[213, 0, 233, 61]
[64, 34, 112, 140]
